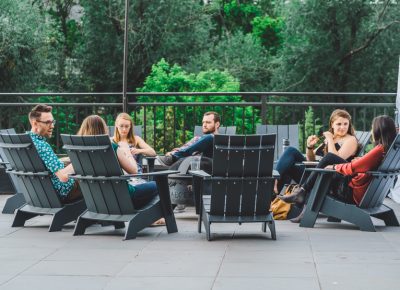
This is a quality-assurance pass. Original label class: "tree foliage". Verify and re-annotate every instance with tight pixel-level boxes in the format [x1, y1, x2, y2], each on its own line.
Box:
[186, 32, 272, 91]
[0, 0, 51, 91]
[136, 59, 256, 152]
[79, 0, 211, 92]
[271, 0, 400, 93]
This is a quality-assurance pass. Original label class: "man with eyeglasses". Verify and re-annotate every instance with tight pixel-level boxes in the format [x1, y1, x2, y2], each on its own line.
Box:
[28, 105, 81, 203]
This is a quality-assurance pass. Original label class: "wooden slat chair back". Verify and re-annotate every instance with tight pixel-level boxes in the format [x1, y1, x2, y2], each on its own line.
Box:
[194, 126, 236, 137]
[61, 134, 178, 240]
[108, 125, 142, 138]
[300, 134, 400, 231]
[0, 133, 85, 231]
[359, 135, 400, 209]
[195, 134, 277, 240]
[0, 129, 26, 214]
[355, 130, 372, 156]
[256, 124, 299, 160]
[0, 133, 62, 208]
[62, 135, 134, 215]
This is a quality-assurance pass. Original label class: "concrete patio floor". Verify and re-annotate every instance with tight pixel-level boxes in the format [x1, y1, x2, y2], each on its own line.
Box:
[0, 194, 400, 290]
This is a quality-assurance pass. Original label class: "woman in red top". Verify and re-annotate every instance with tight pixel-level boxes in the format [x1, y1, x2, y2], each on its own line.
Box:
[330, 115, 396, 205]
[280, 115, 397, 222]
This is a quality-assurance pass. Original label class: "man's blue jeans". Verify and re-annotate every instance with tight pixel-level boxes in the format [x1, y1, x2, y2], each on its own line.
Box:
[173, 134, 214, 159]
[275, 146, 305, 192]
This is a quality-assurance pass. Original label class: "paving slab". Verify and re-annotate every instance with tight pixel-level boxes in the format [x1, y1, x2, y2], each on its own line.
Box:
[0, 275, 110, 290]
[104, 277, 214, 290]
[213, 277, 320, 290]
[22, 260, 129, 276]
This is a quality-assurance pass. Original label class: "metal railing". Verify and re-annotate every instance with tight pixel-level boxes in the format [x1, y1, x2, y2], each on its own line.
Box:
[0, 92, 395, 153]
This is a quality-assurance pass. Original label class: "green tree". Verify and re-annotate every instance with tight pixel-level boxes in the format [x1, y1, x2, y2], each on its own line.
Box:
[0, 0, 50, 92]
[271, 0, 400, 93]
[33, 0, 84, 91]
[207, 0, 276, 38]
[136, 59, 259, 152]
[251, 15, 284, 54]
[186, 32, 271, 91]
[79, 0, 212, 92]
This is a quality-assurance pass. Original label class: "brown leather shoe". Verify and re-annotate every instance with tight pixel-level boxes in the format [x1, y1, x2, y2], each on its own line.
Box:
[278, 186, 306, 205]
[290, 205, 306, 223]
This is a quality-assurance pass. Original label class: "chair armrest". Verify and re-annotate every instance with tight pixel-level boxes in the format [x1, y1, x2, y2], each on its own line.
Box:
[125, 170, 179, 178]
[300, 161, 319, 167]
[304, 168, 336, 173]
[70, 170, 180, 181]
[143, 156, 156, 172]
[189, 170, 212, 215]
[10, 170, 49, 177]
[69, 174, 130, 181]
[0, 142, 31, 149]
[366, 171, 397, 177]
[189, 170, 211, 179]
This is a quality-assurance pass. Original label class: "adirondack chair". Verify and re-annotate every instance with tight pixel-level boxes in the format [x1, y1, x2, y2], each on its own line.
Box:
[300, 134, 400, 231]
[287, 130, 373, 221]
[108, 125, 155, 173]
[190, 134, 278, 241]
[256, 124, 299, 160]
[61, 134, 179, 240]
[0, 129, 26, 214]
[194, 126, 236, 136]
[0, 132, 86, 231]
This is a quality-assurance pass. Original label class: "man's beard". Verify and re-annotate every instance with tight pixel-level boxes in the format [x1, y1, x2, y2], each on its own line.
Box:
[203, 127, 215, 134]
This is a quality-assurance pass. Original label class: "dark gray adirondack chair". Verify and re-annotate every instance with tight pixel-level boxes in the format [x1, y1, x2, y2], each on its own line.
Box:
[256, 124, 299, 160]
[108, 125, 155, 173]
[300, 134, 400, 231]
[61, 134, 178, 240]
[194, 126, 236, 136]
[191, 134, 278, 241]
[0, 133, 86, 231]
[288, 130, 372, 221]
[0, 129, 26, 214]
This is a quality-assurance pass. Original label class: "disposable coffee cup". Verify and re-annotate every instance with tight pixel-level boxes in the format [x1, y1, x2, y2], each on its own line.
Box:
[190, 156, 201, 171]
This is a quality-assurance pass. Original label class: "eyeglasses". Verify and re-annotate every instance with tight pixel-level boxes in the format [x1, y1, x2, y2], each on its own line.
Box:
[37, 119, 56, 126]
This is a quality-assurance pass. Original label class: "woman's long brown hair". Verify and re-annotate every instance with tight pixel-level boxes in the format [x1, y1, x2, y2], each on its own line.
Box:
[372, 115, 397, 152]
[77, 115, 108, 136]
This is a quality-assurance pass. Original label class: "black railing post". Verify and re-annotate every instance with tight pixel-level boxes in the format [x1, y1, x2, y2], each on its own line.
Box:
[261, 95, 267, 125]
[122, 0, 129, 113]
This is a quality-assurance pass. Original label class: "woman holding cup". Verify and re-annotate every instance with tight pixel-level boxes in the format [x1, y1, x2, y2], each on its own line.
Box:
[274, 109, 359, 194]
